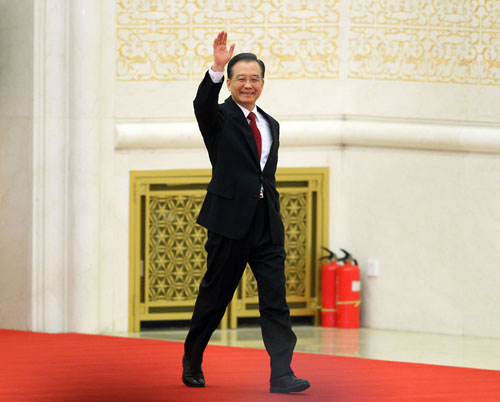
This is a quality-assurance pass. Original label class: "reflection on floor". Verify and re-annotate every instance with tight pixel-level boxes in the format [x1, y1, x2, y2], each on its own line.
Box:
[114, 326, 500, 371]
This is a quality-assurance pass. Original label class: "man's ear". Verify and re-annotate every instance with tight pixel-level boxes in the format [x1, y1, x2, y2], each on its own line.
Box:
[226, 78, 231, 89]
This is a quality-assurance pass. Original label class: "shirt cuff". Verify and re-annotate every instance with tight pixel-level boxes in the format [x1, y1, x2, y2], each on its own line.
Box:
[208, 68, 224, 83]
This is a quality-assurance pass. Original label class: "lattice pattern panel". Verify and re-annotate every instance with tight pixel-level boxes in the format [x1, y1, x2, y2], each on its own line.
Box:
[348, 0, 500, 85]
[242, 191, 308, 299]
[281, 191, 308, 297]
[147, 194, 206, 302]
[116, 0, 340, 81]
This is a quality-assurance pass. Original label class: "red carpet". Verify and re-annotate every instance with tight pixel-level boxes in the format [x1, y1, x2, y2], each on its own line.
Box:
[0, 330, 499, 402]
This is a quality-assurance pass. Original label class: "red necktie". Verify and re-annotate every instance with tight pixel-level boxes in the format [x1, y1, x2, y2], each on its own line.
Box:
[247, 112, 262, 159]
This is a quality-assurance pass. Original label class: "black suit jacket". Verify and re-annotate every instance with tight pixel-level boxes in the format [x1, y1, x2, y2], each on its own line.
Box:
[194, 71, 284, 245]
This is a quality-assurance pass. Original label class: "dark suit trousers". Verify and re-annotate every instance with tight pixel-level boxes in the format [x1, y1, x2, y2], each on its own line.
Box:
[184, 199, 297, 380]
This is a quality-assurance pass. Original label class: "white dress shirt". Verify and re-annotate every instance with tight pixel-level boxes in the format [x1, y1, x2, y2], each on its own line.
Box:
[208, 68, 272, 171]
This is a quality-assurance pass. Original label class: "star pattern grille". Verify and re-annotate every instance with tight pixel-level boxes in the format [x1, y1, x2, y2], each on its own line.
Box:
[131, 169, 327, 331]
[147, 195, 206, 302]
[243, 191, 308, 298]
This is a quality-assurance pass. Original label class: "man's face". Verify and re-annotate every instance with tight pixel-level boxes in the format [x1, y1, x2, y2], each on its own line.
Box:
[227, 60, 264, 110]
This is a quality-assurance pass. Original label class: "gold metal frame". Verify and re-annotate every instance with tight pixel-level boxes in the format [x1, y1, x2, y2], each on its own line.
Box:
[129, 168, 329, 332]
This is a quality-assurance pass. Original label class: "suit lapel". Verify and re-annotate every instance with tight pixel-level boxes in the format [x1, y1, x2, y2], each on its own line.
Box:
[224, 97, 261, 164]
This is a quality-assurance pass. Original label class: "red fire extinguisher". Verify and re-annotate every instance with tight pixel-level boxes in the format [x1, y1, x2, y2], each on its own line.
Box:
[336, 249, 361, 329]
[320, 247, 339, 328]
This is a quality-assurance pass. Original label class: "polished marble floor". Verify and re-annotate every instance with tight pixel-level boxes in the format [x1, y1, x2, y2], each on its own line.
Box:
[113, 326, 500, 371]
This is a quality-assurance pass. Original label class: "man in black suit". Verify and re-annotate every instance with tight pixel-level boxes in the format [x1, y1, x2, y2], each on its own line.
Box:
[182, 31, 310, 394]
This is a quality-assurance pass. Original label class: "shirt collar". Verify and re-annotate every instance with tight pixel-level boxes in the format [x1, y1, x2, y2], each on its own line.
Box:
[236, 103, 258, 120]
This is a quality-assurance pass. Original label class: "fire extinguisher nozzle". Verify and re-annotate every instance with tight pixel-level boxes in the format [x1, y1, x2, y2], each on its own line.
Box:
[320, 246, 337, 262]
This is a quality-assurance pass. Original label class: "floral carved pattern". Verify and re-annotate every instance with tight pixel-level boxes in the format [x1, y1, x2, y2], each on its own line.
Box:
[348, 0, 500, 85]
[116, 0, 340, 80]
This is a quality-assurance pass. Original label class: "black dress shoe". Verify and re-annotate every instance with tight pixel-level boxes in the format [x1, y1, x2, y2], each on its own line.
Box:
[182, 355, 205, 387]
[270, 374, 310, 394]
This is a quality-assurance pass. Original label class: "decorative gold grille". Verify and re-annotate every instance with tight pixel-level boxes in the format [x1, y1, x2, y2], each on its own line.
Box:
[147, 195, 206, 303]
[237, 191, 308, 300]
[230, 184, 321, 328]
[129, 169, 328, 332]
[282, 191, 308, 297]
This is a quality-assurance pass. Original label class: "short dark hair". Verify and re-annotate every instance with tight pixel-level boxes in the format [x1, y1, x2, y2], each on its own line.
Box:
[227, 53, 265, 79]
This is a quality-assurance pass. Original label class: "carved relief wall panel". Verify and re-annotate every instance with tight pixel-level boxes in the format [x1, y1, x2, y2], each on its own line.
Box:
[116, 0, 340, 81]
[348, 0, 500, 85]
[117, 0, 500, 86]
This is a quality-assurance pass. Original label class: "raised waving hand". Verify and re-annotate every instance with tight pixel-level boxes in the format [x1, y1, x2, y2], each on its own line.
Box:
[212, 31, 235, 72]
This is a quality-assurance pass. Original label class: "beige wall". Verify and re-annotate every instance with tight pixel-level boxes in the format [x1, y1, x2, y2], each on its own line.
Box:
[111, 1, 500, 337]
[2, 1, 500, 337]
[0, 1, 34, 329]
[336, 148, 500, 336]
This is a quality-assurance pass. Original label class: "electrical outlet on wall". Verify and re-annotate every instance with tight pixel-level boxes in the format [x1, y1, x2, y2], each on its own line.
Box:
[366, 259, 380, 277]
